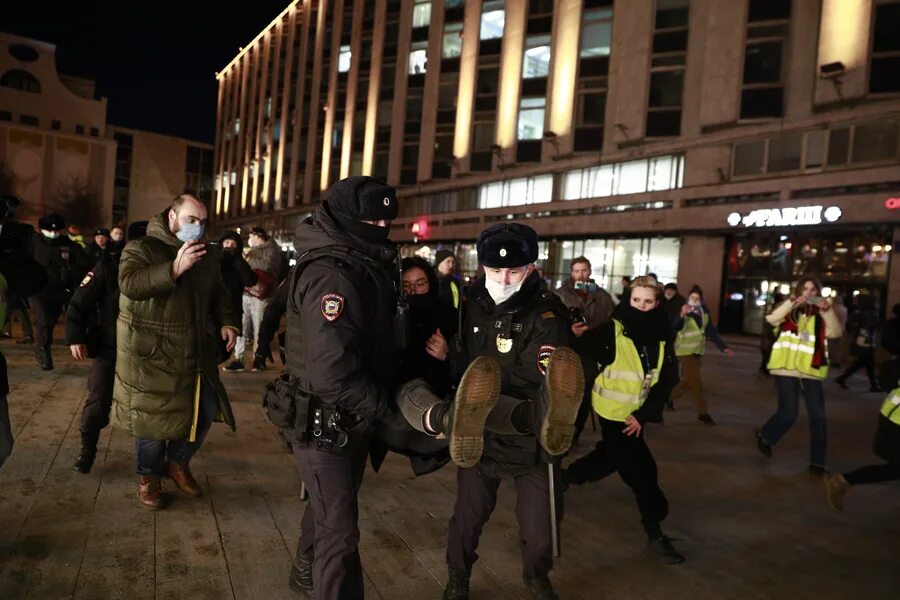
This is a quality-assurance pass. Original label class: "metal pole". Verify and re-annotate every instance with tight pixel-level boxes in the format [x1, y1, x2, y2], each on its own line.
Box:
[548, 463, 560, 558]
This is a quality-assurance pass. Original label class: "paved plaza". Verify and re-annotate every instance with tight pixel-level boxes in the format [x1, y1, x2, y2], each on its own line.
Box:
[0, 336, 897, 599]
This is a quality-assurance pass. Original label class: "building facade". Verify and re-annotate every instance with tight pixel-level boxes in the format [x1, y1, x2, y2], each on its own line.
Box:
[212, 0, 900, 332]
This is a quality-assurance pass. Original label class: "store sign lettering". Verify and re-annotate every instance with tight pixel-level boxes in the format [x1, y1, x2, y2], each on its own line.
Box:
[726, 205, 842, 228]
[886, 197, 900, 210]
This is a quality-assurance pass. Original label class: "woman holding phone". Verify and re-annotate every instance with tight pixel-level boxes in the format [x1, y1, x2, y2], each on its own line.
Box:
[755, 276, 842, 474]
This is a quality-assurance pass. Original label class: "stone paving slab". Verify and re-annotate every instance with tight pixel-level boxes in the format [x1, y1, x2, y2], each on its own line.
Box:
[1, 337, 898, 599]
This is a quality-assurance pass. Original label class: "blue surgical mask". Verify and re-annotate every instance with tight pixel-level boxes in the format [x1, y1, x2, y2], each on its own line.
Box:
[175, 221, 205, 243]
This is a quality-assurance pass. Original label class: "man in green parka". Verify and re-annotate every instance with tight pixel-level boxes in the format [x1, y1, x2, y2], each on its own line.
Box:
[113, 193, 239, 509]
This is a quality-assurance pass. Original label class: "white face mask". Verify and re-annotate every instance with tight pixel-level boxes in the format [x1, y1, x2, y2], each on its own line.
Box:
[41, 230, 60, 239]
[485, 277, 525, 306]
[688, 300, 701, 308]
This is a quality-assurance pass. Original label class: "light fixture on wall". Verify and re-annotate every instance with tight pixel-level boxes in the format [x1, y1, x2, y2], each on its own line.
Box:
[543, 130, 560, 159]
[819, 61, 846, 101]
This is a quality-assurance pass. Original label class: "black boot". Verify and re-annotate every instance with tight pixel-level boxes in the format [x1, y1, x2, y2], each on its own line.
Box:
[525, 576, 558, 599]
[443, 567, 470, 600]
[73, 431, 100, 473]
[649, 535, 685, 564]
[36, 346, 53, 371]
[288, 547, 314, 597]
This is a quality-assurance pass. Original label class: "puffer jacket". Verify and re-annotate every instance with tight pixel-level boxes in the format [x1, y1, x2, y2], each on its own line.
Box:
[245, 238, 283, 298]
[111, 211, 238, 440]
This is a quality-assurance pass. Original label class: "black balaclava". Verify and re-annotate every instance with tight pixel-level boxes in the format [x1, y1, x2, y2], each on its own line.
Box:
[324, 176, 398, 245]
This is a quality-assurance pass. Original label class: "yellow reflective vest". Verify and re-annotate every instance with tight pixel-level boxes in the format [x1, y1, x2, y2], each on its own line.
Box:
[675, 311, 708, 357]
[881, 388, 900, 426]
[592, 319, 665, 422]
[767, 312, 829, 379]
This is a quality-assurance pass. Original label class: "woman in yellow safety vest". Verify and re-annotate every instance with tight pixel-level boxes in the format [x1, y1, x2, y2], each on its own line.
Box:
[670, 285, 733, 425]
[565, 276, 685, 564]
[824, 357, 900, 511]
[755, 277, 842, 474]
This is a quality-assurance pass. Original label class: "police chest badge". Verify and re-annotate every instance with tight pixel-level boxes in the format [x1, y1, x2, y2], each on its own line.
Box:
[496, 334, 513, 353]
[537, 344, 556, 376]
[321, 293, 345, 322]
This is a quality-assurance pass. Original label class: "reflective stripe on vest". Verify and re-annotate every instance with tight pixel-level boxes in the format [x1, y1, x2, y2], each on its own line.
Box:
[675, 312, 708, 357]
[766, 314, 828, 379]
[880, 388, 900, 426]
[450, 280, 460, 309]
[592, 320, 665, 422]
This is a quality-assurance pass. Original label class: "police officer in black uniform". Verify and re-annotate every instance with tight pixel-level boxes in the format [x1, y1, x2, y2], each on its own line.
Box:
[65, 221, 147, 473]
[282, 176, 399, 600]
[87, 227, 112, 266]
[30, 214, 88, 370]
[432, 223, 584, 600]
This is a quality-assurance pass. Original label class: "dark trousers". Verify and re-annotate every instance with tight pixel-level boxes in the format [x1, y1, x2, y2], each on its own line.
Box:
[573, 358, 599, 442]
[844, 463, 900, 486]
[29, 294, 63, 351]
[566, 416, 669, 538]
[293, 438, 369, 600]
[838, 348, 877, 387]
[133, 380, 219, 476]
[446, 464, 562, 580]
[80, 356, 115, 447]
[760, 375, 827, 467]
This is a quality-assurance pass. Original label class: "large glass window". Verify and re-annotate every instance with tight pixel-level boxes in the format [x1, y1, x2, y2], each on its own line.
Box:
[852, 118, 899, 163]
[443, 22, 463, 58]
[517, 97, 545, 140]
[409, 41, 428, 74]
[562, 155, 685, 200]
[766, 134, 802, 172]
[740, 0, 790, 119]
[550, 237, 681, 292]
[477, 174, 553, 208]
[869, 1, 900, 93]
[646, 0, 689, 137]
[412, 0, 432, 29]
[481, 1, 505, 40]
[523, 35, 551, 78]
[580, 9, 613, 57]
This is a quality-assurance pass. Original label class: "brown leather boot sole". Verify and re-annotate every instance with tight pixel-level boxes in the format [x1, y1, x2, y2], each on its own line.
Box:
[450, 356, 501, 468]
[167, 461, 203, 497]
[540, 347, 585, 456]
[137, 478, 170, 511]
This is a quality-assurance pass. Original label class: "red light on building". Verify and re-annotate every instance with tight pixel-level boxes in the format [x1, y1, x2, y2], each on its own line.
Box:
[886, 197, 900, 210]
[410, 219, 429, 239]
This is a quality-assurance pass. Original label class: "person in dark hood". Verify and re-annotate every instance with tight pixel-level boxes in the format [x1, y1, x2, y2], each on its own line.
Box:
[565, 276, 685, 565]
[218, 231, 257, 363]
[280, 176, 400, 599]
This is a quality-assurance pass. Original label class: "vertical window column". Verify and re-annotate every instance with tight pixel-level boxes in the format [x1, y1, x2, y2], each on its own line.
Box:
[740, 0, 791, 119]
[646, 0, 690, 137]
[573, 1, 613, 152]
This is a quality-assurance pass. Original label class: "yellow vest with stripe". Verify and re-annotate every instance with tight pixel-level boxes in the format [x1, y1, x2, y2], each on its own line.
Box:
[675, 312, 708, 357]
[592, 320, 665, 422]
[767, 312, 828, 379]
[881, 388, 900, 426]
[450, 280, 460, 309]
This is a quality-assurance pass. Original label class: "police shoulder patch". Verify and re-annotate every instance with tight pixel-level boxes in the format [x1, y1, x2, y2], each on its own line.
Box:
[537, 344, 556, 376]
[321, 293, 345, 321]
[80, 272, 95, 288]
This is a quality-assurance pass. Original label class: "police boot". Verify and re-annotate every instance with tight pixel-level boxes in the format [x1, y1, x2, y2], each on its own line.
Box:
[288, 546, 314, 597]
[648, 535, 686, 565]
[449, 356, 501, 468]
[443, 567, 470, 600]
[539, 347, 584, 456]
[525, 576, 558, 600]
[36, 346, 53, 371]
[73, 430, 100, 474]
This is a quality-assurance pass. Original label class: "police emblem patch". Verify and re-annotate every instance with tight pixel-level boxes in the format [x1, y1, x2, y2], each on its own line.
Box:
[321, 293, 345, 321]
[496, 334, 513, 353]
[537, 344, 556, 376]
[80, 272, 94, 288]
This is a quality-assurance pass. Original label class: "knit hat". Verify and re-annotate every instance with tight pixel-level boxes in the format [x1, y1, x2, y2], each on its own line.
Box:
[38, 214, 66, 232]
[127, 221, 148, 241]
[476, 223, 539, 268]
[434, 249, 455, 269]
[219, 230, 244, 250]
[325, 176, 398, 224]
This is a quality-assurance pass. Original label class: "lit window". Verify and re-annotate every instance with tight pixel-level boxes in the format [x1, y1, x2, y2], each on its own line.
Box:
[230, 171, 237, 185]
[338, 45, 352, 73]
[443, 22, 463, 58]
[580, 9, 613, 57]
[481, 2, 505, 40]
[412, 0, 432, 29]
[234, 118, 240, 135]
[517, 97, 546, 140]
[477, 174, 553, 208]
[562, 155, 684, 200]
[409, 42, 428, 74]
[264, 97, 273, 118]
[523, 36, 551, 78]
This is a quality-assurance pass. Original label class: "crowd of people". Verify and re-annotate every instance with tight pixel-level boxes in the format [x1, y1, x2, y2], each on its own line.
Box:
[0, 181, 898, 600]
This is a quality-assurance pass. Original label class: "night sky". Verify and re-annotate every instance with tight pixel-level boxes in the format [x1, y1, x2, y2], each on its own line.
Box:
[2, 0, 290, 144]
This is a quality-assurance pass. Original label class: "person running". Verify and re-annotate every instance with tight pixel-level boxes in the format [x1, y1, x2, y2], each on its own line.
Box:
[564, 276, 685, 564]
[755, 276, 842, 475]
[824, 356, 900, 511]
[835, 293, 881, 392]
[670, 285, 733, 425]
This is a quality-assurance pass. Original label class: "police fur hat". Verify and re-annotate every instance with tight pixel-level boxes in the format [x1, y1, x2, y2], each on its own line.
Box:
[434, 249, 455, 270]
[38, 214, 66, 232]
[324, 176, 398, 223]
[127, 221, 148, 241]
[219, 230, 244, 250]
[95, 228, 111, 238]
[476, 223, 539, 268]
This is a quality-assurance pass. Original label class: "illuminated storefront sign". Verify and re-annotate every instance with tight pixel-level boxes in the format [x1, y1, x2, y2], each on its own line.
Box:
[727, 205, 842, 228]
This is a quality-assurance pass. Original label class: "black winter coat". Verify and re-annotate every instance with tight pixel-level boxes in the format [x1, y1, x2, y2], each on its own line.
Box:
[64, 256, 120, 360]
[31, 233, 89, 300]
[220, 250, 257, 320]
[461, 271, 572, 477]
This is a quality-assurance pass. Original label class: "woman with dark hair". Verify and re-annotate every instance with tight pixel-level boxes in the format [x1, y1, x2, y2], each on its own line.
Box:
[670, 285, 732, 425]
[755, 276, 842, 474]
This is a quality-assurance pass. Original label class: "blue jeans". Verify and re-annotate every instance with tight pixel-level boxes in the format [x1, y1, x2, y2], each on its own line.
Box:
[761, 375, 827, 467]
[134, 380, 220, 476]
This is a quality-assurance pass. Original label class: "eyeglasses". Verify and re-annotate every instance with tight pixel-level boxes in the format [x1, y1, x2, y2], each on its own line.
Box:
[402, 278, 429, 294]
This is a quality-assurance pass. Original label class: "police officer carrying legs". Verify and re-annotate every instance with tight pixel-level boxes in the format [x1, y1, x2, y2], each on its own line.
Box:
[65, 221, 147, 473]
[30, 214, 88, 370]
[282, 177, 399, 599]
[434, 223, 584, 600]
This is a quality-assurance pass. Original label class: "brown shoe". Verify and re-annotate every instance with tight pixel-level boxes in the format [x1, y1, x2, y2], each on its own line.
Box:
[449, 356, 502, 468]
[540, 346, 585, 456]
[167, 460, 203, 497]
[137, 476, 170, 510]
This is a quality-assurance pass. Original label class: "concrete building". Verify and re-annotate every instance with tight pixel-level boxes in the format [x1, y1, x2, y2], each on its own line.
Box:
[212, 0, 900, 332]
[0, 32, 115, 227]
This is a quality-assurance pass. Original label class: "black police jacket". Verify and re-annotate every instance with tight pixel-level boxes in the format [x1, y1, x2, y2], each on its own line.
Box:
[461, 271, 572, 477]
[284, 205, 398, 434]
[64, 256, 120, 360]
[31, 233, 88, 300]
[0, 221, 46, 299]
